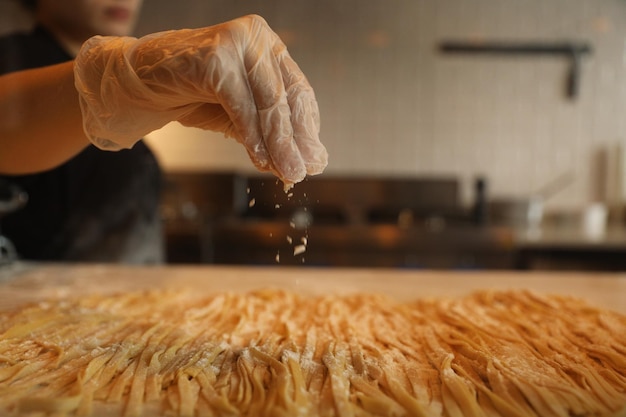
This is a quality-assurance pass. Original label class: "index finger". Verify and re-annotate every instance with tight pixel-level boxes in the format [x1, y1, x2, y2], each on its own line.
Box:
[242, 16, 309, 185]
[277, 51, 327, 176]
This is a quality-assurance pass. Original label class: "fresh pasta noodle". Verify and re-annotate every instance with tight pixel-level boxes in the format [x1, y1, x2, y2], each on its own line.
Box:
[0, 289, 625, 417]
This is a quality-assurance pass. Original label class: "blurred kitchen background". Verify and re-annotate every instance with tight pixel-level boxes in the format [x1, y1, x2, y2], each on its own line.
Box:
[2, 0, 626, 270]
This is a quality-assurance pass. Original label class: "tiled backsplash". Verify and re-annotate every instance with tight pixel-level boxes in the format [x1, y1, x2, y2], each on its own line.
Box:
[3, 0, 625, 212]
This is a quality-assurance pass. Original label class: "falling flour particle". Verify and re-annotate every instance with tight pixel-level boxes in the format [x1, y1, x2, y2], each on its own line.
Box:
[293, 244, 306, 256]
[289, 221, 296, 229]
[275, 204, 281, 209]
[301, 237, 308, 245]
[287, 193, 294, 199]
[246, 187, 250, 194]
[248, 198, 256, 208]
[275, 251, 280, 263]
[286, 236, 293, 244]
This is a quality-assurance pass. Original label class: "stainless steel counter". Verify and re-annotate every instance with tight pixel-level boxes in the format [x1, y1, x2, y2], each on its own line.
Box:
[515, 225, 626, 270]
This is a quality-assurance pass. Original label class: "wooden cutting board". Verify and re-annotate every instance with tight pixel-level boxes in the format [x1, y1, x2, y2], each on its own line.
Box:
[1, 262, 626, 313]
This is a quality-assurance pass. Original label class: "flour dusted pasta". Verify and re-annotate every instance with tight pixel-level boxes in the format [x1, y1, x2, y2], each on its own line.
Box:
[0, 289, 625, 416]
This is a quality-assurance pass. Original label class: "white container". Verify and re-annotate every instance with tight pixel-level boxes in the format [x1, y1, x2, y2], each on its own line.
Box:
[582, 203, 608, 239]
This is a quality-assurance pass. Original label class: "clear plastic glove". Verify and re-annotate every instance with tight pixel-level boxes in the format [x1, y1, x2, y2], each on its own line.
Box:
[73, 14, 327, 187]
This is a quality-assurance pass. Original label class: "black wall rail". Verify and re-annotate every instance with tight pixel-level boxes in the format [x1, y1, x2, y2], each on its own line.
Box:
[439, 41, 593, 99]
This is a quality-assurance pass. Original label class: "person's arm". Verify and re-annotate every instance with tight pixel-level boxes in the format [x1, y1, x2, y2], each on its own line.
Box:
[0, 61, 89, 175]
[0, 15, 328, 186]
[74, 15, 327, 188]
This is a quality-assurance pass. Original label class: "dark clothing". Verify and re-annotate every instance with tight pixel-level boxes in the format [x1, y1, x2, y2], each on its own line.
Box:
[0, 26, 163, 263]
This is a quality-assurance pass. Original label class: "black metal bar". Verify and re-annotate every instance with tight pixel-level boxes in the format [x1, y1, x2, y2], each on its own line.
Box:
[439, 42, 592, 56]
[438, 41, 592, 99]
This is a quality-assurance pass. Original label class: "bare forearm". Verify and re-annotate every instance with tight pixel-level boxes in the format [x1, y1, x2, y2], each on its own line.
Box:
[0, 61, 89, 175]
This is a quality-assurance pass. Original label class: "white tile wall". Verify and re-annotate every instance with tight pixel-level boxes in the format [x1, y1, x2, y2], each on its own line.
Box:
[3, 0, 626, 211]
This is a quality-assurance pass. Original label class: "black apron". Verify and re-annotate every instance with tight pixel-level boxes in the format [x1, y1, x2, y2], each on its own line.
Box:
[0, 26, 163, 263]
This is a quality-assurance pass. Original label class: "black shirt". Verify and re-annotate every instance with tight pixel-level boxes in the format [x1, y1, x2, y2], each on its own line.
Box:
[0, 26, 163, 263]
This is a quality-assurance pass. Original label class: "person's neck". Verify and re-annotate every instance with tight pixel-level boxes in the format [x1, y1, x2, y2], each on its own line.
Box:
[38, 22, 86, 58]
[50, 32, 84, 57]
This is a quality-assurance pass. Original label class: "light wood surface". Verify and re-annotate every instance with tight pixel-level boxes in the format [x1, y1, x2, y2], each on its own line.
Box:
[1, 262, 625, 314]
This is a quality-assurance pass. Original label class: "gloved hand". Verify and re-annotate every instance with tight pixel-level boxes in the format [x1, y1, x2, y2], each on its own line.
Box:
[73, 14, 327, 187]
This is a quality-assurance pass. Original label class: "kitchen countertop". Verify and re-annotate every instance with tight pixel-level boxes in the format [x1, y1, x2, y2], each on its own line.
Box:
[512, 225, 626, 270]
[1, 262, 625, 314]
[515, 224, 626, 250]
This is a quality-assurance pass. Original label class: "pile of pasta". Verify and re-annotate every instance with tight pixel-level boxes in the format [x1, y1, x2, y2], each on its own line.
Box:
[0, 288, 625, 417]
